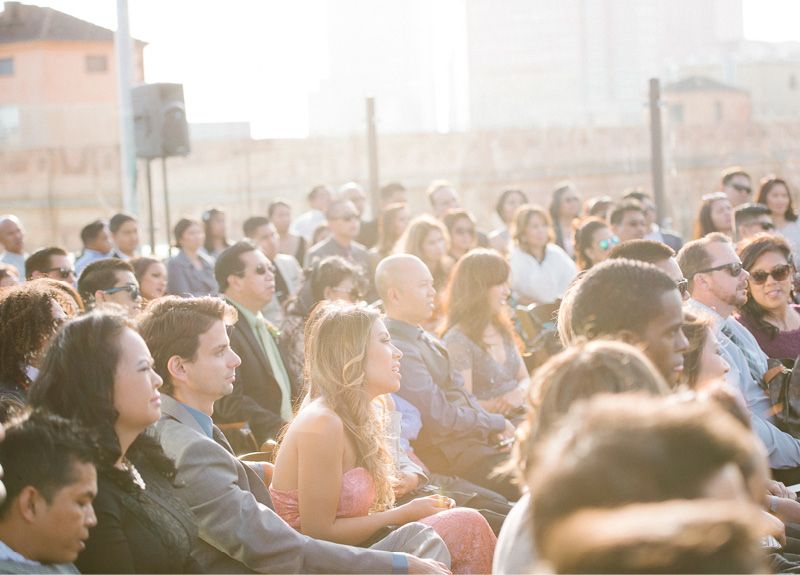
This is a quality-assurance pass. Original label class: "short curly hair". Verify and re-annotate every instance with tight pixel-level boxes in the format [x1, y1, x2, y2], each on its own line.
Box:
[0, 282, 69, 384]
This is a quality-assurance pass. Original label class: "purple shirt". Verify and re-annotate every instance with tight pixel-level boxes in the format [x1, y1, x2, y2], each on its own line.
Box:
[734, 304, 800, 361]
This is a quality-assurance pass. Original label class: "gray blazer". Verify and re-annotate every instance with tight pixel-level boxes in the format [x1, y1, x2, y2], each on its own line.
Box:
[166, 250, 219, 297]
[156, 394, 448, 574]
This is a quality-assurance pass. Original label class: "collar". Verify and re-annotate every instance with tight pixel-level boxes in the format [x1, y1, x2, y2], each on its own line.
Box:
[180, 402, 214, 439]
[24, 365, 38, 383]
[0, 541, 40, 566]
[685, 298, 725, 331]
[226, 296, 263, 331]
[384, 317, 422, 340]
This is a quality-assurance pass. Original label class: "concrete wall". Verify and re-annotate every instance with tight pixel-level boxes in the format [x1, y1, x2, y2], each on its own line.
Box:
[3, 120, 800, 254]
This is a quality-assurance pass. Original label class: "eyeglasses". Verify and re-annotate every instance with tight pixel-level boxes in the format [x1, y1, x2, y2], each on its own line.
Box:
[598, 236, 620, 251]
[730, 183, 753, 195]
[102, 285, 141, 300]
[334, 214, 359, 222]
[676, 278, 689, 298]
[330, 286, 363, 301]
[692, 261, 744, 278]
[43, 267, 76, 279]
[235, 264, 274, 278]
[749, 264, 792, 285]
[758, 221, 776, 232]
[452, 226, 475, 236]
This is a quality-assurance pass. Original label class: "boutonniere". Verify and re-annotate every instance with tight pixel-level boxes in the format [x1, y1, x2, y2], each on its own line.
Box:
[267, 323, 282, 341]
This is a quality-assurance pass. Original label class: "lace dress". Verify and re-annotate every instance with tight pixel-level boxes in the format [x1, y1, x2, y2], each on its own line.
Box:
[270, 467, 496, 574]
[443, 328, 520, 400]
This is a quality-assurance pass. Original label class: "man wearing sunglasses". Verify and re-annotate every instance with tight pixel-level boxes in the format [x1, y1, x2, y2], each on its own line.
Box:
[678, 233, 800, 483]
[25, 247, 75, 284]
[304, 199, 373, 300]
[213, 241, 297, 452]
[76, 258, 141, 315]
[734, 203, 776, 242]
[720, 167, 753, 207]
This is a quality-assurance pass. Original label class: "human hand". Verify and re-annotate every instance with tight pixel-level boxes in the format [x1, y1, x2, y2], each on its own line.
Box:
[767, 479, 797, 500]
[394, 471, 421, 498]
[762, 509, 786, 548]
[490, 420, 516, 452]
[397, 495, 455, 522]
[406, 556, 452, 575]
[478, 397, 504, 414]
[500, 387, 525, 414]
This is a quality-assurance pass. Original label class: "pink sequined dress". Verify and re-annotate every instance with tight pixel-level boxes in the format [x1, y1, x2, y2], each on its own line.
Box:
[270, 467, 496, 574]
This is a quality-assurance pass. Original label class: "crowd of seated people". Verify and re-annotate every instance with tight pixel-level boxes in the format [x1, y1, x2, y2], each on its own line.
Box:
[4, 167, 800, 574]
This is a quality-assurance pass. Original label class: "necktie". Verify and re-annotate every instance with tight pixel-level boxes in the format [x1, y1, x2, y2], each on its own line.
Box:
[721, 323, 763, 385]
[255, 316, 294, 420]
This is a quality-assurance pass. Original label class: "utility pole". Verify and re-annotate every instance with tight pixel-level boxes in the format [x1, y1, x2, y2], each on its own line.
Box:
[366, 96, 380, 217]
[649, 78, 666, 225]
[115, 0, 136, 215]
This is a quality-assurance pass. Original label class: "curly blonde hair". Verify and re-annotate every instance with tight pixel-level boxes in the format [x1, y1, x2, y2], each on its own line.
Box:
[303, 301, 396, 511]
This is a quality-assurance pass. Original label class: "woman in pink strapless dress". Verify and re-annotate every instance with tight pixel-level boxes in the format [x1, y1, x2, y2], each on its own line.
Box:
[270, 302, 496, 574]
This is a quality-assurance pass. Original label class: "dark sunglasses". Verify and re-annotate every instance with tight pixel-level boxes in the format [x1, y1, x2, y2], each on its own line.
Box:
[731, 183, 753, 194]
[44, 266, 76, 279]
[758, 221, 776, 232]
[102, 284, 141, 300]
[676, 278, 689, 298]
[599, 236, 620, 251]
[331, 286, 363, 301]
[749, 264, 792, 285]
[692, 261, 743, 278]
[235, 264, 274, 277]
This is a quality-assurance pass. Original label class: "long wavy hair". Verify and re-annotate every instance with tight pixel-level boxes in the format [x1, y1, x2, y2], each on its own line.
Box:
[737, 234, 795, 341]
[397, 214, 452, 290]
[303, 301, 396, 512]
[441, 249, 521, 352]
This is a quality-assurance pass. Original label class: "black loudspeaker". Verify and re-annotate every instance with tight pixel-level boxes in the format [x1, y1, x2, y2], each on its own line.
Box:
[132, 83, 190, 158]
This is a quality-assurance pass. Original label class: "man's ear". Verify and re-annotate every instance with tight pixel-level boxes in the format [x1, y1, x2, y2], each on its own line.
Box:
[31, 270, 43, 280]
[616, 329, 639, 346]
[17, 486, 43, 524]
[167, 355, 189, 383]
[94, 290, 108, 304]
[226, 274, 241, 293]
[384, 286, 400, 307]
[693, 272, 710, 292]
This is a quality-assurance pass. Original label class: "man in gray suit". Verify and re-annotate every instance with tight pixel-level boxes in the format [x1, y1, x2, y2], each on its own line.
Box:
[139, 295, 451, 574]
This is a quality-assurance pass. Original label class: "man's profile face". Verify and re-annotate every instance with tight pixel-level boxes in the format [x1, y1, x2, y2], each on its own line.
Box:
[104, 271, 141, 314]
[701, 242, 749, 309]
[183, 320, 241, 403]
[113, 220, 139, 255]
[637, 288, 689, 382]
[328, 201, 361, 242]
[89, 226, 113, 254]
[252, 224, 279, 260]
[393, 260, 436, 325]
[33, 460, 97, 564]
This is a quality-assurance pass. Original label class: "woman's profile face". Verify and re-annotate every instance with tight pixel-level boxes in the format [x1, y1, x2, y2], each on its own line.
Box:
[585, 226, 615, 266]
[209, 213, 226, 238]
[487, 281, 510, 315]
[558, 189, 581, 219]
[524, 213, 550, 250]
[393, 208, 411, 239]
[139, 262, 168, 300]
[747, 250, 793, 315]
[766, 183, 791, 217]
[113, 328, 163, 439]
[180, 223, 205, 252]
[271, 205, 292, 233]
[363, 318, 402, 399]
[710, 199, 733, 231]
[421, 229, 446, 263]
[695, 327, 729, 389]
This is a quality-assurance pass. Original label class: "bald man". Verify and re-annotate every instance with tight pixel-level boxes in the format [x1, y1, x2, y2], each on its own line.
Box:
[377, 255, 518, 501]
[0, 215, 27, 280]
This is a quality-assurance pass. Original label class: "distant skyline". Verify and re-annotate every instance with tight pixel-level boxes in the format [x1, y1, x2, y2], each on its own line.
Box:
[15, 0, 800, 138]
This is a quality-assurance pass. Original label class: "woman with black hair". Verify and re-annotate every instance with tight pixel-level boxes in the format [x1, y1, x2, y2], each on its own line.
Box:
[29, 310, 201, 573]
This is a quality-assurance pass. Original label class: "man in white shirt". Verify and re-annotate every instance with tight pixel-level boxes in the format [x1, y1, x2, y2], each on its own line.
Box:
[0, 215, 28, 280]
[289, 185, 332, 244]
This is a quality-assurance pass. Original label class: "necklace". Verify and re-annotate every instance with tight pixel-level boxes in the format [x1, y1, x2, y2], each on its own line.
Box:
[121, 457, 147, 490]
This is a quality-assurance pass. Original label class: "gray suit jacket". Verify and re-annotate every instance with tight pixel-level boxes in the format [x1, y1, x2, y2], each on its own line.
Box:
[156, 394, 446, 573]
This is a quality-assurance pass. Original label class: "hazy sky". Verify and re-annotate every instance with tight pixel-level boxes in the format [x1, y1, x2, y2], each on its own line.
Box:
[20, 0, 800, 138]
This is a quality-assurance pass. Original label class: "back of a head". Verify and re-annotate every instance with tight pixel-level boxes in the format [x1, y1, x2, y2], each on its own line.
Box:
[77, 258, 134, 306]
[569, 258, 677, 340]
[138, 296, 238, 395]
[608, 239, 674, 264]
[380, 182, 406, 204]
[528, 393, 758, 548]
[540, 500, 765, 574]
[80, 219, 108, 247]
[0, 410, 98, 520]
